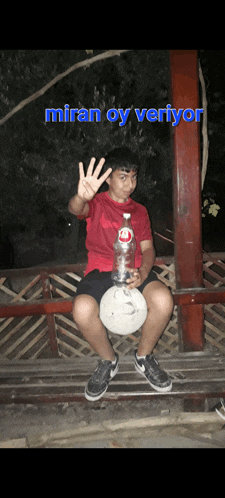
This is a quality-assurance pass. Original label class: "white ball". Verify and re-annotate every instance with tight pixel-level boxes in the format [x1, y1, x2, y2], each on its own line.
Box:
[99, 285, 147, 335]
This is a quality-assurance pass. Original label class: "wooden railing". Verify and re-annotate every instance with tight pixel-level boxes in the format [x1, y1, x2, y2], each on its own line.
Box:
[0, 253, 225, 360]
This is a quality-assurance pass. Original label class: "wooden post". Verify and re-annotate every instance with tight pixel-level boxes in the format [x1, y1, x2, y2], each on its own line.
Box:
[170, 50, 205, 351]
[40, 271, 59, 357]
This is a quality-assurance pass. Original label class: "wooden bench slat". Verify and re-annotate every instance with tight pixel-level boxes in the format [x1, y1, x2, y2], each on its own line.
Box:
[1, 351, 224, 374]
[0, 352, 224, 404]
[0, 367, 225, 384]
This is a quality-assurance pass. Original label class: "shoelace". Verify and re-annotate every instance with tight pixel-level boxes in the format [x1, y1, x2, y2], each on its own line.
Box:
[144, 355, 166, 379]
[93, 360, 112, 382]
[146, 354, 159, 368]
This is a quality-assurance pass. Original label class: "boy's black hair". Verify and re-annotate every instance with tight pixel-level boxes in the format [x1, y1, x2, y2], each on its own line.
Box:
[103, 147, 140, 175]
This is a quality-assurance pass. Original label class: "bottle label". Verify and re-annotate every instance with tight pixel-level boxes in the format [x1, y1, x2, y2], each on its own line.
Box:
[118, 228, 133, 243]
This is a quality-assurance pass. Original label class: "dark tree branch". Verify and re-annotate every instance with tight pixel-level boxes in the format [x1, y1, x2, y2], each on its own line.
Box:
[0, 50, 130, 126]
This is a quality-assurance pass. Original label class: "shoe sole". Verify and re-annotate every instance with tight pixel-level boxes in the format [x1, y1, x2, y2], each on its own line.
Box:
[134, 362, 172, 393]
[84, 363, 119, 402]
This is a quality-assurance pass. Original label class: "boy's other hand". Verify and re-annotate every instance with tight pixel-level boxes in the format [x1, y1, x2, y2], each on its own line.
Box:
[78, 157, 112, 202]
[126, 268, 142, 290]
[126, 268, 148, 290]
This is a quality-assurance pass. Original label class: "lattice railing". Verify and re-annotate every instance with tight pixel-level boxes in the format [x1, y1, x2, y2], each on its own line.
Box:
[0, 254, 225, 360]
[203, 253, 225, 353]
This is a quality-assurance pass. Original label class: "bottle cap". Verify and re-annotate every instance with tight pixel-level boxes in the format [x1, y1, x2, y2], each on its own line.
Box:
[123, 213, 131, 219]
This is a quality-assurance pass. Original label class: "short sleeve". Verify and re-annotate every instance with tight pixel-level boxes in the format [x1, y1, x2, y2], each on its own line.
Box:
[140, 208, 152, 241]
[87, 199, 94, 218]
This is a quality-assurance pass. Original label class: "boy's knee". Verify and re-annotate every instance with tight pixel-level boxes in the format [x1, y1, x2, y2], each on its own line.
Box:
[144, 282, 174, 316]
[72, 294, 99, 326]
[155, 286, 174, 316]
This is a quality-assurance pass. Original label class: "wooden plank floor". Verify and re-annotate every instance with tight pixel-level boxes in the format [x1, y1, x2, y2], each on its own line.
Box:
[0, 351, 225, 404]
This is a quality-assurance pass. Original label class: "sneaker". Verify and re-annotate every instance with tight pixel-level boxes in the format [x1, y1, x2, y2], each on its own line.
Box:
[85, 353, 119, 401]
[134, 350, 172, 393]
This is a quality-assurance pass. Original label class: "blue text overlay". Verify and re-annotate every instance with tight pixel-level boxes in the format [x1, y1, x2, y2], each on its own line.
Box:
[45, 105, 203, 127]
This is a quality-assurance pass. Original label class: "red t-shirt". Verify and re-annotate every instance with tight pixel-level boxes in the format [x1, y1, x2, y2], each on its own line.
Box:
[80, 191, 152, 276]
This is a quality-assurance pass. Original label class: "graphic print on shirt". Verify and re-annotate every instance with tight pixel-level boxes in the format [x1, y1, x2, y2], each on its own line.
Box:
[118, 228, 133, 243]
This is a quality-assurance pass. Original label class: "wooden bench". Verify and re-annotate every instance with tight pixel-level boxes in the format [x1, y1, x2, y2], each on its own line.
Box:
[0, 351, 224, 408]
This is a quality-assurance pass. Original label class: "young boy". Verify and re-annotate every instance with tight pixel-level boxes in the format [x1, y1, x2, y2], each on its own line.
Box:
[68, 147, 173, 401]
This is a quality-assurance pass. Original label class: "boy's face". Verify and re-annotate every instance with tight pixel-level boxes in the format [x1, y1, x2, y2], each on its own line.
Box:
[106, 169, 137, 203]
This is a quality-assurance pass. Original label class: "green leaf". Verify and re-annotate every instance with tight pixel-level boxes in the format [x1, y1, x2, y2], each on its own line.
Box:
[208, 203, 220, 217]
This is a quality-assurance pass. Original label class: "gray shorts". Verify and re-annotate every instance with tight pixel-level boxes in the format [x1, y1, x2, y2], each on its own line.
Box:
[75, 269, 158, 306]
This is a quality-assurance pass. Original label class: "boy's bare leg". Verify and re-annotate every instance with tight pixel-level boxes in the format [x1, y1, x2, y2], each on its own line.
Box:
[137, 281, 174, 356]
[72, 294, 115, 361]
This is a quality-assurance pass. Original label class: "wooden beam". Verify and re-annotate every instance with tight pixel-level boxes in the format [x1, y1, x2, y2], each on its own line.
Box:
[0, 298, 72, 318]
[174, 287, 225, 306]
[0, 287, 225, 318]
[170, 50, 204, 351]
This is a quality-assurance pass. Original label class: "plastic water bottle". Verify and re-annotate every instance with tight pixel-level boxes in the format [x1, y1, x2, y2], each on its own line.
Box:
[111, 213, 136, 285]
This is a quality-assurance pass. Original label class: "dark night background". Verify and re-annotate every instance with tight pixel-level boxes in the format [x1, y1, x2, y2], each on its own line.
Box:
[0, 49, 224, 269]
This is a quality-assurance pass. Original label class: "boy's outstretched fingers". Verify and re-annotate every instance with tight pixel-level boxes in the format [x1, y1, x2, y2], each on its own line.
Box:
[99, 166, 113, 185]
[86, 157, 96, 177]
[79, 162, 85, 179]
[93, 157, 106, 178]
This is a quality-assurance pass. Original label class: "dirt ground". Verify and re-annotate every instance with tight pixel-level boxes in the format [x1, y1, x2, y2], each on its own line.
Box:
[1, 397, 225, 448]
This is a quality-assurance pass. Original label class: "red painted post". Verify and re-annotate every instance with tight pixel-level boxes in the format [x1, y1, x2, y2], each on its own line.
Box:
[170, 50, 205, 351]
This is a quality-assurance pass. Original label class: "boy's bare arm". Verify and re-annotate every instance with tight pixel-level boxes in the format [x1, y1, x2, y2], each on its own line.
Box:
[68, 157, 112, 217]
[68, 193, 89, 217]
[139, 240, 156, 280]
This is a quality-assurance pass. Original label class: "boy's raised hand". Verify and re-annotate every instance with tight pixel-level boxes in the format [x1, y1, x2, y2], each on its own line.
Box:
[78, 157, 112, 202]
